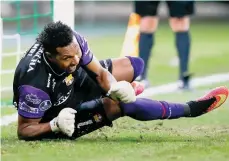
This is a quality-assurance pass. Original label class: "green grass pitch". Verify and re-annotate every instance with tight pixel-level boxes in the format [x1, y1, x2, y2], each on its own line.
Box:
[1, 21, 229, 161]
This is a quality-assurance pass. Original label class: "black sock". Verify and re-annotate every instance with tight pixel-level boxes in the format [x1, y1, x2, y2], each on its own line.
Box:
[186, 98, 216, 117]
[183, 104, 191, 116]
[175, 31, 190, 80]
[139, 32, 153, 80]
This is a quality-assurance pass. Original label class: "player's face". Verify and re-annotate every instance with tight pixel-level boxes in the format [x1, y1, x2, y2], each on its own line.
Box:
[55, 37, 82, 73]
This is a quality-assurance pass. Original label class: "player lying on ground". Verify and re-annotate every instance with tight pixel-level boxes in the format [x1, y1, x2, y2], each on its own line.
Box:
[13, 21, 229, 141]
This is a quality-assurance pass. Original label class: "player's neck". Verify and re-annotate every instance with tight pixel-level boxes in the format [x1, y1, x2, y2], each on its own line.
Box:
[43, 53, 66, 76]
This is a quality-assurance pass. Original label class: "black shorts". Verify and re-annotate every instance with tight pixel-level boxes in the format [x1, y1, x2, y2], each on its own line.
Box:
[40, 99, 112, 140]
[40, 59, 113, 139]
[135, 1, 195, 18]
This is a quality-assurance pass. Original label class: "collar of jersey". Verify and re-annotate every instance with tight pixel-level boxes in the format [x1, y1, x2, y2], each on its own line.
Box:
[43, 53, 66, 76]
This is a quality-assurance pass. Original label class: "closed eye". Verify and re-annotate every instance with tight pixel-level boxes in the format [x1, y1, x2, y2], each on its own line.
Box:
[62, 57, 70, 60]
[62, 55, 73, 60]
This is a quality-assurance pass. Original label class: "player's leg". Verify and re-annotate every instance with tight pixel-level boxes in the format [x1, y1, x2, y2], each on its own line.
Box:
[100, 57, 145, 95]
[72, 86, 228, 139]
[71, 98, 120, 139]
[43, 85, 228, 140]
[99, 57, 144, 83]
[134, 1, 160, 87]
[167, 1, 195, 89]
[112, 86, 228, 121]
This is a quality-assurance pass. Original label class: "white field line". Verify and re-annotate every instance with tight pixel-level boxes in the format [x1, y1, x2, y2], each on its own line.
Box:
[138, 73, 229, 97]
[1, 72, 229, 127]
[0, 113, 18, 126]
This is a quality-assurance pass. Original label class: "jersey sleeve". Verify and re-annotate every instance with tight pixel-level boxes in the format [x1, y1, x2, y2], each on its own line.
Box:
[74, 32, 93, 66]
[17, 85, 52, 119]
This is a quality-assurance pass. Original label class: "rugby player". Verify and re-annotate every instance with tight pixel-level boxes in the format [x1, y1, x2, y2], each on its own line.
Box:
[13, 21, 229, 141]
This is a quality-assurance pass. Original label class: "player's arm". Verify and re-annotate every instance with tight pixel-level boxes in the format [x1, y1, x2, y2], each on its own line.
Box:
[17, 115, 52, 140]
[18, 108, 76, 140]
[83, 56, 136, 103]
[84, 56, 116, 92]
[75, 33, 115, 91]
[16, 85, 76, 140]
[77, 32, 136, 103]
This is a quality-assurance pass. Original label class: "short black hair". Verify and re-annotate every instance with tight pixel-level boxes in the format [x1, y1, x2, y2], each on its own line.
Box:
[37, 21, 73, 55]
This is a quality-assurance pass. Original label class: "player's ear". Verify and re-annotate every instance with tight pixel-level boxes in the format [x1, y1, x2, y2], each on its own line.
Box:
[45, 52, 53, 58]
[45, 50, 58, 60]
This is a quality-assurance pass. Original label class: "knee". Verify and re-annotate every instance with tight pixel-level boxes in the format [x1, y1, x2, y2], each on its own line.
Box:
[102, 98, 122, 120]
[126, 56, 144, 81]
[169, 17, 190, 32]
[116, 57, 132, 69]
[140, 16, 158, 33]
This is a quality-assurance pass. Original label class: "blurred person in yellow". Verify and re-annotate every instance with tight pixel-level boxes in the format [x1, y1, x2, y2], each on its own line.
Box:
[121, 1, 194, 89]
[120, 13, 141, 58]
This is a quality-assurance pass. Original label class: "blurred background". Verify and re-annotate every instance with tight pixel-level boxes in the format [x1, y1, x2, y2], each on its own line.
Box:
[1, 1, 229, 106]
[1, 2, 229, 160]
[1, 1, 229, 46]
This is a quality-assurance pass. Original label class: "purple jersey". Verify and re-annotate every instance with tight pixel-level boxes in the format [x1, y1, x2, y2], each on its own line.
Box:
[13, 32, 94, 119]
[74, 32, 93, 66]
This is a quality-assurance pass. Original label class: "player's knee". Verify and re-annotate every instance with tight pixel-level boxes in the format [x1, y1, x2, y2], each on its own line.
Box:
[140, 17, 158, 33]
[169, 17, 190, 32]
[78, 98, 121, 121]
[126, 56, 144, 81]
[102, 98, 122, 121]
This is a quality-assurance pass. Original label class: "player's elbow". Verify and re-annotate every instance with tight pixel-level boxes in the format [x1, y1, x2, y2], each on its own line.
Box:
[17, 129, 41, 141]
[17, 131, 33, 141]
[17, 132, 30, 141]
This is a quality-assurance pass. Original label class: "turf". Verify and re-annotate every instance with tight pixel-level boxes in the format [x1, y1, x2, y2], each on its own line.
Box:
[1, 85, 229, 161]
[1, 21, 229, 161]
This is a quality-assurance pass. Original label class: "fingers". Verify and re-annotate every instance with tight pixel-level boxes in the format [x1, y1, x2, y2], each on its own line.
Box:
[57, 108, 77, 137]
[109, 81, 136, 103]
[64, 108, 77, 114]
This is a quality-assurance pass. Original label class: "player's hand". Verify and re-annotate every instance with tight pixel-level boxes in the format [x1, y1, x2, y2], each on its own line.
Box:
[50, 108, 77, 137]
[108, 81, 136, 103]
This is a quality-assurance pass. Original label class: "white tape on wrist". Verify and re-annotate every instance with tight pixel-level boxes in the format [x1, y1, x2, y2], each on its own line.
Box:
[50, 117, 60, 132]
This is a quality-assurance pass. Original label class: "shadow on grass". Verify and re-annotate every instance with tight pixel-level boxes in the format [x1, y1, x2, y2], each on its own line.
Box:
[2, 133, 227, 145]
[76, 134, 227, 144]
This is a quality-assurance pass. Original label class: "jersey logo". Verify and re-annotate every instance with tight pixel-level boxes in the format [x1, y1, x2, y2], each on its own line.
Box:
[52, 78, 56, 92]
[64, 74, 74, 86]
[25, 94, 42, 105]
[53, 90, 72, 106]
[28, 43, 40, 56]
[46, 73, 52, 88]
[39, 100, 52, 111]
[27, 47, 43, 72]
[93, 114, 103, 123]
[77, 119, 93, 129]
[19, 102, 39, 114]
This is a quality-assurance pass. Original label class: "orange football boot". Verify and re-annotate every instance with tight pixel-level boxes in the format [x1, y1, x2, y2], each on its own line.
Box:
[187, 86, 228, 117]
[198, 86, 228, 112]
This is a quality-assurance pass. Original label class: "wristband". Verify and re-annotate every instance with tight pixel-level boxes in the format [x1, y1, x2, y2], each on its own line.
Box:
[50, 117, 59, 132]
